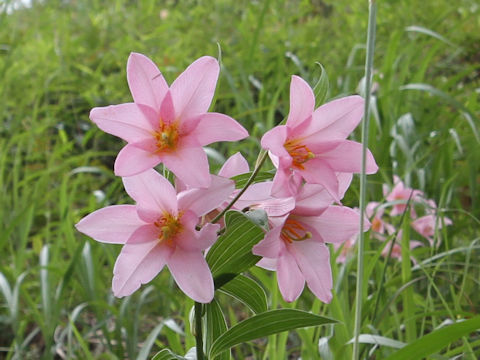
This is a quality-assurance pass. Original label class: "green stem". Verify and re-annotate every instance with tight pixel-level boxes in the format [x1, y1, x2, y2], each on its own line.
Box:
[353, 1, 377, 359]
[210, 150, 269, 224]
[195, 302, 205, 360]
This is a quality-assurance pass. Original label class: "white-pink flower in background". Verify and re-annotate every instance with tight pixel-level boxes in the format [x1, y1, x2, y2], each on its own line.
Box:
[383, 175, 424, 216]
[90, 53, 248, 188]
[252, 180, 369, 303]
[76, 169, 234, 302]
[411, 214, 452, 246]
[261, 75, 378, 200]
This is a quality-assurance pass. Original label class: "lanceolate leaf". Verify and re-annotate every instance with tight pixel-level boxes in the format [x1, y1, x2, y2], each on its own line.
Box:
[313, 62, 330, 106]
[219, 275, 267, 314]
[206, 211, 264, 287]
[231, 171, 273, 189]
[151, 349, 186, 360]
[205, 299, 230, 360]
[384, 316, 480, 360]
[209, 309, 337, 359]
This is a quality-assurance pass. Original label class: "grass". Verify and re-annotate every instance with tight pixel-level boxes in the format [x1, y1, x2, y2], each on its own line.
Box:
[0, 0, 479, 358]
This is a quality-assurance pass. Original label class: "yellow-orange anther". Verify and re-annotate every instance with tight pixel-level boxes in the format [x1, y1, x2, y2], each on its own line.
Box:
[154, 212, 183, 247]
[280, 218, 312, 243]
[284, 139, 315, 170]
[154, 120, 179, 153]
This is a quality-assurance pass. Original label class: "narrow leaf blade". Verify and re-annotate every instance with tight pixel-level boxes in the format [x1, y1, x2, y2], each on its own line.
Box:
[219, 275, 267, 314]
[206, 211, 264, 287]
[209, 309, 337, 359]
[385, 316, 480, 360]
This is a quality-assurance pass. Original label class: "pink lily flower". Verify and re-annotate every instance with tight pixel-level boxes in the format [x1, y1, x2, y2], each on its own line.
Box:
[76, 169, 234, 302]
[252, 183, 369, 303]
[90, 53, 248, 188]
[381, 230, 423, 262]
[261, 75, 378, 199]
[383, 176, 424, 216]
[411, 214, 452, 246]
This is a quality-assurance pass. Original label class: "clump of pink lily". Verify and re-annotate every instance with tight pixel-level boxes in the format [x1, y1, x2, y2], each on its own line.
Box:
[76, 52, 378, 304]
[336, 175, 452, 263]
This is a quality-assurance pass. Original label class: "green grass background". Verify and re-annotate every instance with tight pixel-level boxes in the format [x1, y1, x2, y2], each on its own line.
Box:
[0, 0, 479, 358]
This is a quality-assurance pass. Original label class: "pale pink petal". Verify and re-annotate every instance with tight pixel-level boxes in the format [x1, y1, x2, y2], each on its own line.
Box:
[167, 248, 214, 303]
[299, 206, 369, 244]
[160, 90, 176, 125]
[306, 95, 364, 140]
[177, 175, 234, 216]
[320, 140, 378, 174]
[337, 172, 354, 200]
[162, 147, 211, 188]
[277, 249, 305, 302]
[127, 52, 169, 111]
[300, 159, 340, 202]
[122, 168, 178, 215]
[126, 224, 159, 244]
[270, 166, 302, 198]
[177, 222, 220, 251]
[170, 56, 219, 120]
[90, 103, 155, 142]
[293, 184, 335, 216]
[286, 75, 315, 128]
[256, 257, 277, 271]
[76, 205, 145, 244]
[252, 221, 287, 259]
[112, 241, 172, 297]
[290, 241, 332, 303]
[261, 126, 290, 158]
[218, 152, 250, 178]
[193, 113, 249, 146]
[114, 144, 162, 177]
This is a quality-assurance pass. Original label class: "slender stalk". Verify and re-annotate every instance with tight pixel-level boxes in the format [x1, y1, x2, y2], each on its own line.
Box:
[210, 150, 269, 224]
[195, 302, 205, 360]
[353, 1, 377, 359]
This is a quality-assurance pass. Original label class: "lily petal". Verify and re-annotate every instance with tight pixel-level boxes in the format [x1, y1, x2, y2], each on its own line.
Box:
[291, 241, 333, 303]
[218, 152, 249, 178]
[162, 147, 211, 188]
[75, 205, 145, 244]
[321, 140, 378, 174]
[112, 241, 172, 297]
[122, 168, 178, 215]
[177, 175, 234, 216]
[114, 144, 162, 177]
[277, 249, 305, 302]
[193, 113, 248, 146]
[90, 103, 155, 142]
[168, 248, 214, 303]
[127, 52, 169, 111]
[286, 75, 315, 128]
[170, 56, 219, 120]
[306, 95, 364, 140]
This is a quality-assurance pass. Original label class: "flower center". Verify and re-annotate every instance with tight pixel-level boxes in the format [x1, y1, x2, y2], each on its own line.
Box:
[154, 212, 182, 247]
[280, 218, 312, 243]
[284, 139, 315, 170]
[371, 217, 382, 232]
[154, 120, 179, 153]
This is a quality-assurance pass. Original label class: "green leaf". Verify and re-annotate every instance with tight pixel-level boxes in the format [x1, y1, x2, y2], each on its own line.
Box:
[205, 299, 230, 360]
[151, 349, 186, 360]
[206, 211, 264, 288]
[400, 83, 479, 143]
[384, 316, 480, 360]
[219, 275, 267, 314]
[137, 322, 165, 360]
[405, 25, 456, 48]
[231, 171, 273, 189]
[313, 62, 330, 106]
[209, 309, 337, 359]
